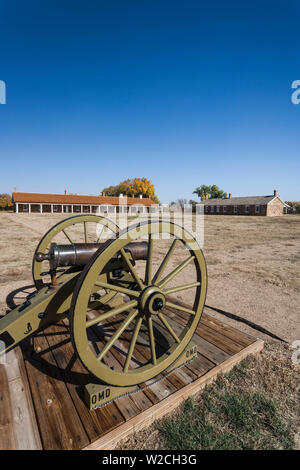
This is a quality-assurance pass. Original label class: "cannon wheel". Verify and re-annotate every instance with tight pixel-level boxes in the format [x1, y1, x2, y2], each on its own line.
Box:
[70, 219, 207, 387]
[32, 214, 119, 290]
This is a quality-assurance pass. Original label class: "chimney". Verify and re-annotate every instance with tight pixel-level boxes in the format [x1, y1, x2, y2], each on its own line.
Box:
[229, 193, 232, 199]
[64, 189, 68, 195]
[14, 186, 17, 192]
[139, 195, 143, 199]
[132, 194, 135, 198]
[119, 193, 123, 198]
[205, 194, 209, 200]
[102, 191, 105, 196]
[274, 189, 278, 197]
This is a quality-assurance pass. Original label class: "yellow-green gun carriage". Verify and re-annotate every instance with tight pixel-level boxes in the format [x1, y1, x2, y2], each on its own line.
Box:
[0, 215, 207, 409]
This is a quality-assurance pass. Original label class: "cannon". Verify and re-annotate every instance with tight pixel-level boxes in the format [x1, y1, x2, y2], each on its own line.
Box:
[0, 215, 207, 409]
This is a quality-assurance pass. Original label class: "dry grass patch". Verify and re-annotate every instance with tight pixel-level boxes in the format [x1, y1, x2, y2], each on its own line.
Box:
[117, 341, 299, 450]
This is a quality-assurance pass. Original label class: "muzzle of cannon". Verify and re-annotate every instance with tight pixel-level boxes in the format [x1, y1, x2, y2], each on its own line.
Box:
[0, 215, 207, 408]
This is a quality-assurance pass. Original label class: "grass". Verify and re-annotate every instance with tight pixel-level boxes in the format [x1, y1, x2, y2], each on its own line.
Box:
[117, 342, 299, 450]
[156, 360, 295, 450]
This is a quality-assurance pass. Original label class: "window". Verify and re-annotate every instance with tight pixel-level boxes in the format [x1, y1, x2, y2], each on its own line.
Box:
[255, 205, 260, 213]
[99, 205, 108, 213]
[245, 205, 249, 213]
[205, 205, 208, 212]
[53, 205, 58, 212]
[22, 204, 29, 211]
[223, 206, 227, 213]
[234, 205, 238, 214]
[211, 206, 214, 213]
[107, 205, 115, 213]
[216, 206, 220, 213]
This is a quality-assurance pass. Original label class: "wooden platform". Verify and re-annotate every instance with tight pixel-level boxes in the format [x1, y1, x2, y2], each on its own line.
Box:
[0, 305, 264, 450]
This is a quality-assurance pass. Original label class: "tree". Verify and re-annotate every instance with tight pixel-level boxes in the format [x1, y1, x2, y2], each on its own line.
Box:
[193, 184, 227, 200]
[0, 193, 13, 211]
[176, 198, 188, 209]
[285, 201, 300, 214]
[102, 177, 159, 203]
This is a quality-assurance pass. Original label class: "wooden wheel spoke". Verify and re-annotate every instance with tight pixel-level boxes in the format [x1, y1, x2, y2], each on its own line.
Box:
[145, 234, 153, 285]
[147, 317, 157, 365]
[157, 312, 180, 343]
[62, 229, 73, 244]
[96, 309, 138, 362]
[86, 299, 138, 328]
[163, 281, 200, 295]
[123, 316, 143, 372]
[120, 248, 144, 290]
[84, 221, 88, 243]
[94, 281, 140, 298]
[165, 300, 195, 316]
[96, 225, 105, 242]
[158, 255, 195, 289]
[152, 239, 178, 284]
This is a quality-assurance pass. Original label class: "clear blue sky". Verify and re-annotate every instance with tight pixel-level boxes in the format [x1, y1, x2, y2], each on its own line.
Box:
[0, 1, 299, 203]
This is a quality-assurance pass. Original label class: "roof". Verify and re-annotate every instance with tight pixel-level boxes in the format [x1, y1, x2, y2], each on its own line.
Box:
[199, 195, 287, 206]
[12, 192, 158, 207]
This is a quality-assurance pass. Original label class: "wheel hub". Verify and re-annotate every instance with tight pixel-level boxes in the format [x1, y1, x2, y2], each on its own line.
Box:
[139, 286, 165, 316]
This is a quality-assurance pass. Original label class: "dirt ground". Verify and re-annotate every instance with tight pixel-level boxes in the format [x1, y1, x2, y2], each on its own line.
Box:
[0, 212, 299, 450]
[0, 212, 299, 344]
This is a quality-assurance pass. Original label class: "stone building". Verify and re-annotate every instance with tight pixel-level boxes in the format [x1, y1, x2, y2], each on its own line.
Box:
[201, 190, 289, 216]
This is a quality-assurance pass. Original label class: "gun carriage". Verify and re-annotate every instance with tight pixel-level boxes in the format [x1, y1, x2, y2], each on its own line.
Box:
[0, 215, 207, 408]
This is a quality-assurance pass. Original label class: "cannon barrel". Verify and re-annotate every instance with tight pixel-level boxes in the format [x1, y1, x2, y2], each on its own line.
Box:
[35, 241, 148, 269]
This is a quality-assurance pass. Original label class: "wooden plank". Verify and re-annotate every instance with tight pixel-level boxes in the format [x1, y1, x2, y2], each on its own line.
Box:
[153, 311, 229, 364]
[166, 300, 255, 352]
[44, 322, 125, 440]
[46, 321, 124, 441]
[4, 348, 42, 449]
[0, 365, 15, 450]
[143, 377, 177, 403]
[83, 339, 264, 450]
[21, 334, 90, 450]
[201, 312, 256, 346]
[166, 298, 257, 347]
[197, 323, 243, 355]
[184, 353, 215, 377]
[165, 306, 243, 355]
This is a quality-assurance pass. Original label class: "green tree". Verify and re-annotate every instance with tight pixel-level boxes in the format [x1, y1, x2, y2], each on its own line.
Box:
[193, 184, 227, 200]
[285, 201, 300, 214]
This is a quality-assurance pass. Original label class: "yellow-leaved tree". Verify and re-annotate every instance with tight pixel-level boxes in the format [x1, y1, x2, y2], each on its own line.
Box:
[0, 194, 13, 211]
[102, 178, 159, 203]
